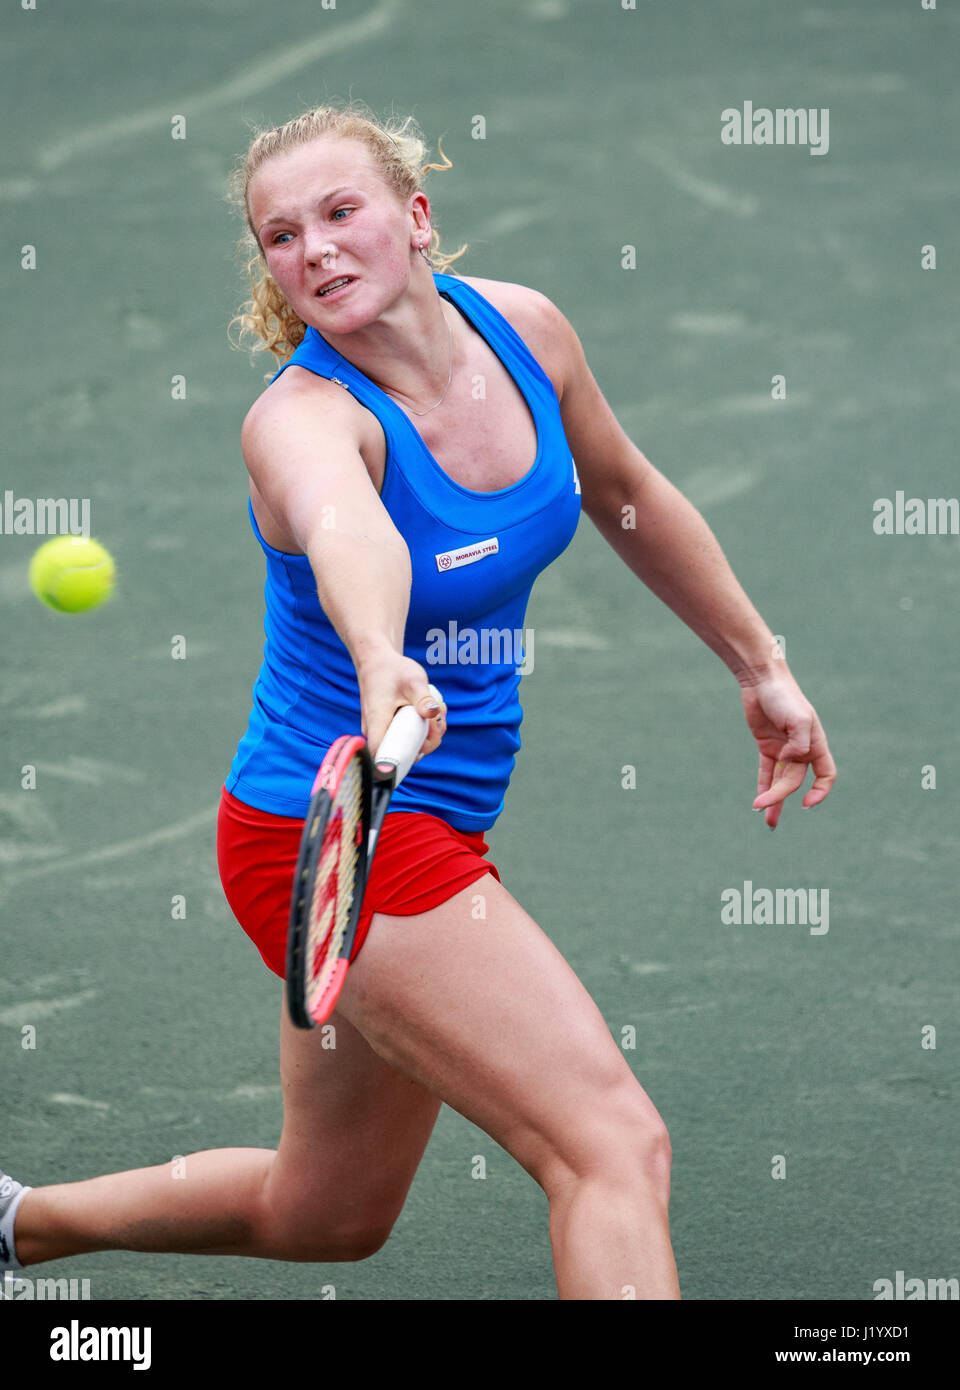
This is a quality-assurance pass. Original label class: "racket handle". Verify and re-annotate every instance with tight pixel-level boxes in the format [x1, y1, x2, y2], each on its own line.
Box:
[372, 685, 442, 786]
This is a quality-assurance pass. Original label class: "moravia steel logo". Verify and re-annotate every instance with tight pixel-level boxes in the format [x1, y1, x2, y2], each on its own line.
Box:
[435, 538, 499, 573]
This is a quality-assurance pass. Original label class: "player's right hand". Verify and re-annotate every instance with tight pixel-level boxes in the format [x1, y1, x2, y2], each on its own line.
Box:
[357, 653, 446, 776]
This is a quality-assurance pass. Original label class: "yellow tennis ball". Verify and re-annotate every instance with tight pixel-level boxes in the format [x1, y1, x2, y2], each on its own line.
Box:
[29, 536, 116, 613]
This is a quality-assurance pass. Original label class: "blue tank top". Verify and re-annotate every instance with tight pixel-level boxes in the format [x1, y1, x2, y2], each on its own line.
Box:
[224, 272, 582, 830]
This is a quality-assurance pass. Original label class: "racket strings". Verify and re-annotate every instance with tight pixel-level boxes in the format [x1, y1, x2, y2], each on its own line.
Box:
[305, 757, 364, 1010]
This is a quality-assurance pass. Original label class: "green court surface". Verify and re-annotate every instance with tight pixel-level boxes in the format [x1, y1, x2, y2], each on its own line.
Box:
[1, 0, 958, 1301]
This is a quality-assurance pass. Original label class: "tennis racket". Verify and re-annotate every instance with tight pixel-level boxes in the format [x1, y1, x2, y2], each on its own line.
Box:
[286, 688, 442, 1029]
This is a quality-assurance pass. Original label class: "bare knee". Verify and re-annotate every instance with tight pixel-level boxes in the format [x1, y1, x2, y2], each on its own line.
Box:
[258, 1220, 394, 1264]
[287, 1224, 393, 1263]
[535, 1082, 673, 1202]
[253, 1197, 397, 1264]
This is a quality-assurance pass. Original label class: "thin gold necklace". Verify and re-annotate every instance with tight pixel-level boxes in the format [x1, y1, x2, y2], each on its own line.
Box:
[382, 311, 454, 417]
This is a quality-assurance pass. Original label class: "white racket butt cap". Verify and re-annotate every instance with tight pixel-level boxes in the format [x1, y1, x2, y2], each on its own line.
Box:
[372, 684, 443, 786]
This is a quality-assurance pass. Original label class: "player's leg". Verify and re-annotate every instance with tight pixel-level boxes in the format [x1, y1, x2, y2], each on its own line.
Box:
[8, 792, 445, 1270]
[337, 873, 680, 1300]
[10, 1001, 440, 1267]
[247, 996, 443, 1261]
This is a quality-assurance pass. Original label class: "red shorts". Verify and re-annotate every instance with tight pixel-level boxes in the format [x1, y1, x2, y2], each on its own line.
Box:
[216, 786, 500, 980]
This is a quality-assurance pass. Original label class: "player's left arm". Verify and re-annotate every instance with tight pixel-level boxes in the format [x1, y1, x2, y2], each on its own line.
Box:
[533, 291, 836, 823]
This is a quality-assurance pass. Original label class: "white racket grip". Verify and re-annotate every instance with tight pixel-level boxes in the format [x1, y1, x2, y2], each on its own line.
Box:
[372, 685, 443, 786]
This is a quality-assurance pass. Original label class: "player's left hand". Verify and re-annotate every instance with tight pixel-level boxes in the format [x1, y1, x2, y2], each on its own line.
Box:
[740, 670, 836, 829]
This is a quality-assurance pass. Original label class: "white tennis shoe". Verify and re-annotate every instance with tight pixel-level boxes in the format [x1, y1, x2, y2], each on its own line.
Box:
[0, 1170, 32, 1272]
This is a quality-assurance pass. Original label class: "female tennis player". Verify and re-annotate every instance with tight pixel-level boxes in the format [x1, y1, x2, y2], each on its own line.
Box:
[1, 101, 835, 1300]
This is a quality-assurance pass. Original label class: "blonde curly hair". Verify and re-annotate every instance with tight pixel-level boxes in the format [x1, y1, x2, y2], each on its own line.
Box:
[225, 100, 467, 376]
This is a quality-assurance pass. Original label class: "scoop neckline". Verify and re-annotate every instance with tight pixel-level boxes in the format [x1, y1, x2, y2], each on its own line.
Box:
[330, 280, 544, 501]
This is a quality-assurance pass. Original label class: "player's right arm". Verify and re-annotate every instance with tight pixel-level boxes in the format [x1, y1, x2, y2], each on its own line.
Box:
[240, 382, 443, 758]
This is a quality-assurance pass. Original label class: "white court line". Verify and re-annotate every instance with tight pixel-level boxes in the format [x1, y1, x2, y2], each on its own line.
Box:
[47, 1093, 111, 1112]
[0, 991, 99, 1028]
[536, 628, 611, 651]
[37, 0, 403, 172]
[30, 757, 146, 787]
[635, 140, 760, 219]
[0, 804, 218, 889]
